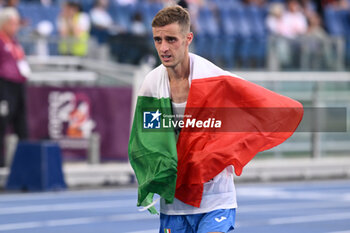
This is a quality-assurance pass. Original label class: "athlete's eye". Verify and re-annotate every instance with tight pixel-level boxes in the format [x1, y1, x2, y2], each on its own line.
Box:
[154, 37, 161, 43]
[167, 37, 177, 43]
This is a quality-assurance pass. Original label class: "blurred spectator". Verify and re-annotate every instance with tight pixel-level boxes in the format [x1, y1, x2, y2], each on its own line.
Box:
[109, 8, 151, 65]
[57, 1, 90, 57]
[130, 12, 146, 35]
[266, 3, 292, 67]
[90, 0, 113, 30]
[186, 0, 204, 34]
[301, 12, 332, 69]
[283, 0, 308, 39]
[307, 13, 327, 38]
[266, 3, 288, 36]
[0, 7, 30, 167]
[267, 0, 308, 69]
[300, 0, 317, 19]
[89, 0, 113, 59]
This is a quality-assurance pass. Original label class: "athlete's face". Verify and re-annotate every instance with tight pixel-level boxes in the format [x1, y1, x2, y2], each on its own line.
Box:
[152, 23, 193, 68]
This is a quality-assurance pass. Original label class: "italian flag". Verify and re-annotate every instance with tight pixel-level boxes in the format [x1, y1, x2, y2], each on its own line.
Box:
[128, 54, 303, 213]
[164, 229, 171, 233]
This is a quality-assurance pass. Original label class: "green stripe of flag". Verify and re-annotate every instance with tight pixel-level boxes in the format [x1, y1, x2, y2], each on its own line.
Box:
[128, 96, 177, 214]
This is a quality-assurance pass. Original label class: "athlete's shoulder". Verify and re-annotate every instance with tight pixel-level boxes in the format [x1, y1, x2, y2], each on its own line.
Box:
[138, 64, 168, 97]
[190, 53, 244, 80]
[144, 64, 164, 82]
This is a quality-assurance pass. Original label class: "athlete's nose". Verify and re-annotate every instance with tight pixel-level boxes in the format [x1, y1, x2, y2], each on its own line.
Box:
[160, 41, 169, 53]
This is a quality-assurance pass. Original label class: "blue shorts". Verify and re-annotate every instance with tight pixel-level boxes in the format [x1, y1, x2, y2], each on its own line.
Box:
[159, 208, 236, 233]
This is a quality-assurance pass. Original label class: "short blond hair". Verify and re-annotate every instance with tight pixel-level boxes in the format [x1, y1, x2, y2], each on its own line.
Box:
[152, 6, 191, 34]
[0, 7, 19, 28]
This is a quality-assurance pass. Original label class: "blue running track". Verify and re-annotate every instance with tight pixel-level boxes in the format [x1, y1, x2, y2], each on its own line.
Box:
[0, 180, 350, 233]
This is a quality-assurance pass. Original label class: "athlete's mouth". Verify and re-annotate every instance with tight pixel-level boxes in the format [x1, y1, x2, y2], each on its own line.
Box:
[161, 55, 172, 59]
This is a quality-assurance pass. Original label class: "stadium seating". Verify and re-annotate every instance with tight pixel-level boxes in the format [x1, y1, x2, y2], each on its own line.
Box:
[235, 4, 254, 67]
[19, 4, 60, 33]
[324, 6, 350, 69]
[109, 1, 135, 32]
[338, 10, 350, 66]
[14, 0, 350, 70]
[217, 4, 238, 68]
[195, 5, 220, 64]
[139, 1, 163, 34]
[245, 5, 267, 68]
[324, 6, 346, 36]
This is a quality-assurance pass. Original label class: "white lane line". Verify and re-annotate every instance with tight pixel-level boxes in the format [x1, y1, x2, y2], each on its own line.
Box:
[0, 189, 136, 202]
[237, 188, 350, 202]
[0, 199, 136, 215]
[0, 222, 42, 231]
[269, 212, 350, 225]
[3, 198, 347, 216]
[44, 217, 96, 227]
[125, 229, 158, 233]
[0, 213, 157, 231]
[327, 231, 350, 233]
[240, 201, 350, 213]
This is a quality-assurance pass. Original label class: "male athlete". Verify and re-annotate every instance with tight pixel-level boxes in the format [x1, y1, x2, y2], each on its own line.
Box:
[129, 5, 302, 233]
[146, 6, 236, 232]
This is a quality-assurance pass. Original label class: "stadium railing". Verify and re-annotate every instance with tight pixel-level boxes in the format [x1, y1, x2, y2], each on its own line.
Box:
[235, 71, 350, 159]
[4, 56, 348, 166]
[267, 35, 345, 71]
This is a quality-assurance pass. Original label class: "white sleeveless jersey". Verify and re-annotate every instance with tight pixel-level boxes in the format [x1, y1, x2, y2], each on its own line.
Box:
[160, 166, 237, 215]
[160, 55, 237, 215]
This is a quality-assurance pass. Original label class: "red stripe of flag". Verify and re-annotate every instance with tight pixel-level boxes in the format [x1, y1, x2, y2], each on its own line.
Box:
[175, 75, 303, 207]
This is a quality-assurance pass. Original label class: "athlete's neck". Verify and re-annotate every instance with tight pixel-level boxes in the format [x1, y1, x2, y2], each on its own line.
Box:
[167, 54, 190, 81]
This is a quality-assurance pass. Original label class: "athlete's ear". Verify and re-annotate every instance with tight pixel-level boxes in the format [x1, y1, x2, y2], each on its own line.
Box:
[186, 32, 193, 45]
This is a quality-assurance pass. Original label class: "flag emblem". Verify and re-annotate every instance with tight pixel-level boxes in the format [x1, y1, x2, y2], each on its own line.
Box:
[143, 109, 161, 129]
[164, 229, 171, 233]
